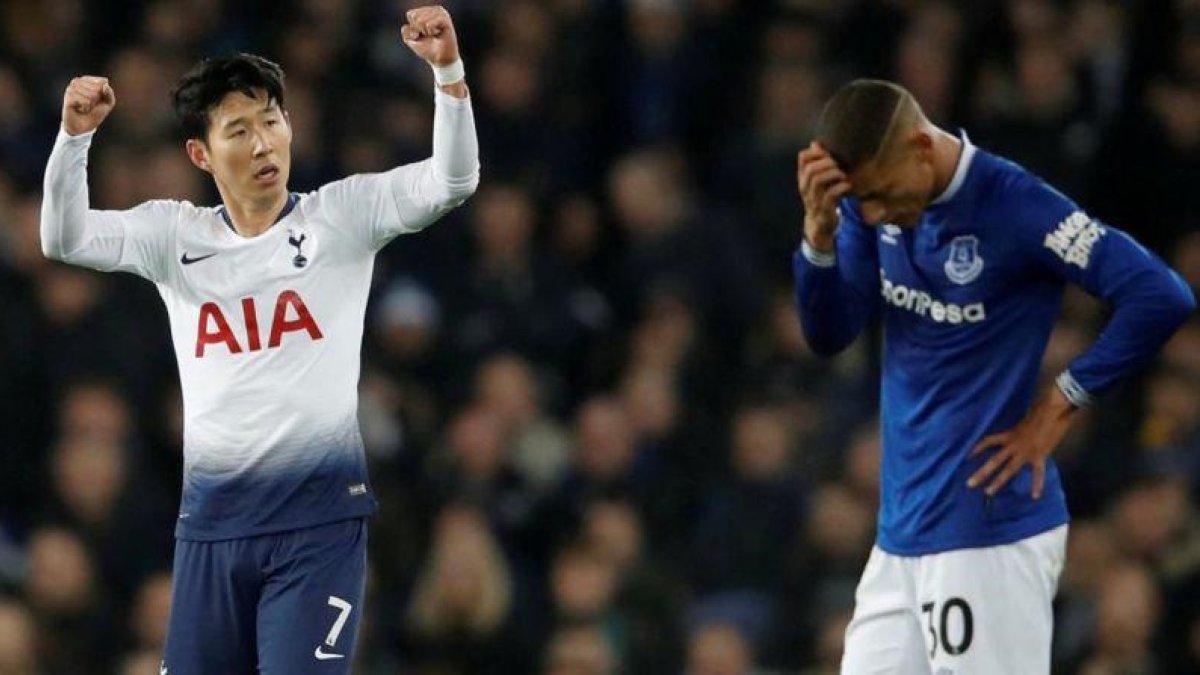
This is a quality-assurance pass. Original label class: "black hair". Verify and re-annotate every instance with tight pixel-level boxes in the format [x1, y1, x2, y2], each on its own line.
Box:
[170, 53, 285, 141]
[814, 79, 910, 173]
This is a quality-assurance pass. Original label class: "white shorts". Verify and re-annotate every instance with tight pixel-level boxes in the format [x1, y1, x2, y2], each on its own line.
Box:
[841, 525, 1067, 675]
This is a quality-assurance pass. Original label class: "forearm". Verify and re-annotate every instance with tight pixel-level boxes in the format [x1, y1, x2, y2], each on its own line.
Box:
[430, 85, 479, 195]
[375, 86, 479, 240]
[385, 87, 479, 214]
[40, 128, 121, 268]
[793, 243, 873, 356]
[1059, 262, 1195, 406]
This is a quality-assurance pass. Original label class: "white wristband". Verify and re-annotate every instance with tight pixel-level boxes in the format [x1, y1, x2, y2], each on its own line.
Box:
[432, 59, 465, 86]
[1055, 370, 1094, 409]
[801, 238, 837, 267]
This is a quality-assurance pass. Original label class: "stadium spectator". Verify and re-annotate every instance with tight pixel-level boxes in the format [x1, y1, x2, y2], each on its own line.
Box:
[22, 527, 115, 674]
[542, 621, 617, 675]
[402, 504, 526, 674]
[685, 621, 756, 675]
[0, 598, 38, 675]
[0, 1, 1194, 672]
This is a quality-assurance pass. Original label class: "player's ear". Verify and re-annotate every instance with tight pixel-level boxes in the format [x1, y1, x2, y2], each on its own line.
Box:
[897, 129, 934, 170]
[185, 138, 212, 174]
[910, 129, 935, 157]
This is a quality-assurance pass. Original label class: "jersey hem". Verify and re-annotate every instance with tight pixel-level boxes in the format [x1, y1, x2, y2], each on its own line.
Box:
[173, 501, 377, 542]
[876, 512, 1069, 557]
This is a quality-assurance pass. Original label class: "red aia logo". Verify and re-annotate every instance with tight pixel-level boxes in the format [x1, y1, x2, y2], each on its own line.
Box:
[195, 290, 324, 357]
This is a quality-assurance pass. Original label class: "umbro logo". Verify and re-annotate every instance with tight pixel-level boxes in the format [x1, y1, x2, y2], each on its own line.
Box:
[180, 252, 218, 265]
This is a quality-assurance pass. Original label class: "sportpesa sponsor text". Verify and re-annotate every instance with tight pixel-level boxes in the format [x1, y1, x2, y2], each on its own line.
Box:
[880, 270, 986, 324]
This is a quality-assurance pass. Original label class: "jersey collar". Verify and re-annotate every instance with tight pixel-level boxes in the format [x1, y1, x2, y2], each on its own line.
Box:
[217, 192, 301, 234]
[929, 131, 976, 206]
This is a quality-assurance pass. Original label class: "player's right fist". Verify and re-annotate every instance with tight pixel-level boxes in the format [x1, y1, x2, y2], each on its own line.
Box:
[798, 142, 850, 252]
[62, 76, 116, 136]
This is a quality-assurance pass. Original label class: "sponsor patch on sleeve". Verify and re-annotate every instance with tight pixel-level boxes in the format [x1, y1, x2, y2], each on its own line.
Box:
[1043, 211, 1106, 269]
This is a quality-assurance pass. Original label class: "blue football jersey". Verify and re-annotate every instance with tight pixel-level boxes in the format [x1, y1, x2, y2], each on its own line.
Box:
[793, 137, 1195, 555]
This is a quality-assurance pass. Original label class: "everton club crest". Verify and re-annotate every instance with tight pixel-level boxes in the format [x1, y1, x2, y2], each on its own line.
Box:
[944, 235, 983, 285]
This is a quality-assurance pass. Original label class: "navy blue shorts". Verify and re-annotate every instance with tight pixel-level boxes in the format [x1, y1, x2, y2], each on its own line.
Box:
[162, 518, 367, 674]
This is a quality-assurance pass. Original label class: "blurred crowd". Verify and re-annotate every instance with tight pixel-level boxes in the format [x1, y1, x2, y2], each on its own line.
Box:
[0, 0, 1197, 673]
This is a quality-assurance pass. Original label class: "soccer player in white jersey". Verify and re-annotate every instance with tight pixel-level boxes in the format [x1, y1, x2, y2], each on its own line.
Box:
[794, 80, 1194, 673]
[40, 6, 478, 672]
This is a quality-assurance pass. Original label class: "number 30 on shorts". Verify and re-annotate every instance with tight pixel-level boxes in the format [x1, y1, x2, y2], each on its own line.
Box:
[920, 597, 974, 658]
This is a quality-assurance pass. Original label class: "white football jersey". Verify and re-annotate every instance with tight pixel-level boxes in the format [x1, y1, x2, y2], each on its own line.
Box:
[41, 91, 478, 539]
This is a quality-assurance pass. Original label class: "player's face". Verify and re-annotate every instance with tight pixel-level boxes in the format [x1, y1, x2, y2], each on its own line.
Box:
[848, 142, 936, 228]
[194, 89, 292, 204]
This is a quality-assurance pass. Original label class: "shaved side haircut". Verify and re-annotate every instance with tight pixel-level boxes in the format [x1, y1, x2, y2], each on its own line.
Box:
[815, 79, 921, 173]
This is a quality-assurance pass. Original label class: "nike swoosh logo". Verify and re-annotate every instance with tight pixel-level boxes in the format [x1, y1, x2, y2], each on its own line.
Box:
[314, 646, 345, 660]
[180, 252, 218, 265]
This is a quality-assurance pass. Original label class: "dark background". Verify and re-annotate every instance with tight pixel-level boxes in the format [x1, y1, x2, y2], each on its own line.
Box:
[0, 1, 1197, 673]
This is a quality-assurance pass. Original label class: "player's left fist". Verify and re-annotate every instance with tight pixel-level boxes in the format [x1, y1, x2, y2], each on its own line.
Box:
[401, 6, 459, 66]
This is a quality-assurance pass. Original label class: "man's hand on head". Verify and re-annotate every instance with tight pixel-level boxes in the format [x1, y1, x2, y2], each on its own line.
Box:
[62, 76, 116, 136]
[798, 142, 851, 253]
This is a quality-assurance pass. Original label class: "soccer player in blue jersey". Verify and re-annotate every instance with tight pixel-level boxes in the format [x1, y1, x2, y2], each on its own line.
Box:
[41, 6, 478, 673]
[793, 80, 1195, 673]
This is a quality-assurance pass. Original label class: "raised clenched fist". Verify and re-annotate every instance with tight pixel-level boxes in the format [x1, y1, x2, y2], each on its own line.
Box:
[400, 5, 460, 67]
[62, 76, 116, 136]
